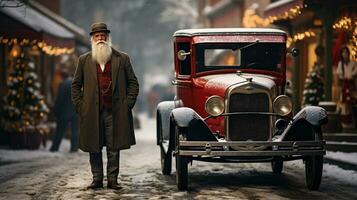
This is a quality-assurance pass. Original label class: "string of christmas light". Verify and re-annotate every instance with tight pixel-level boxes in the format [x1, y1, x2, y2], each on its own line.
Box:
[351, 25, 357, 61]
[242, 9, 270, 28]
[0, 37, 74, 56]
[333, 16, 352, 30]
[243, 6, 356, 60]
[287, 30, 316, 48]
[333, 16, 357, 61]
[267, 5, 303, 23]
[243, 5, 303, 28]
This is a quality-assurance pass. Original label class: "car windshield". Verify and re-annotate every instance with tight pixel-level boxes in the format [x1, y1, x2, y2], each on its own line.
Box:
[196, 43, 285, 73]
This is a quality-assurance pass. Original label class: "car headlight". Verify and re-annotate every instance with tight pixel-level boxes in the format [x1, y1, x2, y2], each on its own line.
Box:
[273, 95, 292, 116]
[205, 95, 225, 117]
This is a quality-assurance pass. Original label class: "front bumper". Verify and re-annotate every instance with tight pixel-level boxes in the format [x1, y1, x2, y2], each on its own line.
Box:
[176, 140, 326, 157]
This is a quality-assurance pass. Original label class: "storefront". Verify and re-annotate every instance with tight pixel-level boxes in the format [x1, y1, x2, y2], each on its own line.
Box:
[0, 4, 76, 148]
[264, 0, 357, 130]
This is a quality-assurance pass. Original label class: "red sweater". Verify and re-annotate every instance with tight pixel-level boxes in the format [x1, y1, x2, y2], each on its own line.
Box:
[96, 62, 112, 110]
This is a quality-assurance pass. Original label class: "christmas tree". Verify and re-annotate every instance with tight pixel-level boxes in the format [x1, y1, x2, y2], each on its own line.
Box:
[1, 53, 50, 149]
[302, 65, 325, 106]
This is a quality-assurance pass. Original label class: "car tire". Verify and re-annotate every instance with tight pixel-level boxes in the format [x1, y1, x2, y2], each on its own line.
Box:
[305, 126, 323, 190]
[271, 160, 283, 174]
[175, 125, 188, 191]
[160, 146, 172, 175]
[176, 155, 188, 191]
[158, 113, 172, 175]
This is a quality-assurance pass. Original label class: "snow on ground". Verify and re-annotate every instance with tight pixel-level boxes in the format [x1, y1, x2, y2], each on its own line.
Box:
[0, 112, 357, 193]
[134, 113, 156, 142]
[326, 151, 357, 165]
[0, 138, 70, 164]
[283, 159, 357, 185]
[0, 113, 154, 165]
[323, 163, 357, 185]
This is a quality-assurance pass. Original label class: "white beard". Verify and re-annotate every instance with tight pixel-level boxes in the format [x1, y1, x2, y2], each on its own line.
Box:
[91, 37, 112, 65]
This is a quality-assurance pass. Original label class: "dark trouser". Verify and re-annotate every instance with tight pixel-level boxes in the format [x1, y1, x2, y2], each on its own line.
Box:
[89, 109, 120, 182]
[51, 114, 78, 152]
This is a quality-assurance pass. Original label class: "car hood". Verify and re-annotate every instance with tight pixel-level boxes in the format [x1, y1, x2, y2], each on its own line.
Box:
[194, 73, 277, 97]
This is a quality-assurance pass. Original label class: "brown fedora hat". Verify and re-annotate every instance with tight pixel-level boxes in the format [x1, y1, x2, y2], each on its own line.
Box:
[89, 22, 110, 35]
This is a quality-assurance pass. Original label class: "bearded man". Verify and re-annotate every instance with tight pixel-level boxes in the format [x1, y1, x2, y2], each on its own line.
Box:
[71, 22, 139, 190]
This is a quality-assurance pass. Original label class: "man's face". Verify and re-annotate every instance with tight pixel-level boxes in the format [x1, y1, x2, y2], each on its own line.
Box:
[93, 32, 108, 43]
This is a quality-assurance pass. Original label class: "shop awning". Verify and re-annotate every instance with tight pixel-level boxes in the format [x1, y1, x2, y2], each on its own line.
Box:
[264, 0, 304, 19]
[0, 5, 75, 48]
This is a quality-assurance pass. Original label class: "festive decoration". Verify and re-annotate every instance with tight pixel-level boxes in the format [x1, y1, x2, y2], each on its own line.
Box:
[267, 5, 303, 23]
[333, 16, 357, 61]
[243, 8, 270, 28]
[242, 7, 315, 48]
[352, 26, 357, 61]
[1, 53, 50, 149]
[333, 16, 353, 30]
[287, 30, 316, 48]
[302, 65, 325, 106]
[243, 7, 356, 58]
[243, 5, 302, 28]
[0, 37, 74, 56]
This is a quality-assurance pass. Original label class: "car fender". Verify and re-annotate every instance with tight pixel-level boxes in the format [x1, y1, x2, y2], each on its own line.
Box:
[156, 101, 176, 145]
[293, 106, 328, 126]
[170, 107, 198, 128]
[170, 107, 217, 142]
[277, 106, 327, 141]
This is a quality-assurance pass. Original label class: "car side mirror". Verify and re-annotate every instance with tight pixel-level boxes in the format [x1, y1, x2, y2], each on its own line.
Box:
[177, 50, 191, 61]
[290, 48, 299, 57]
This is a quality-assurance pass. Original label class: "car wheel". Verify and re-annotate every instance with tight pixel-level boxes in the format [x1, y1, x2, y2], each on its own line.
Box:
[157, 112, 172, 175]
[176, 154, 188, 191]
[305, 126, 323, 190]
[271, 160, 283, 174]
[175, 125, 188, 191]
[160, 146, 172, 175]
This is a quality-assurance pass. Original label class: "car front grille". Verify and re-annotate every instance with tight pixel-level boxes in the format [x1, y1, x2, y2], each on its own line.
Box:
[228, 93, 270, 141]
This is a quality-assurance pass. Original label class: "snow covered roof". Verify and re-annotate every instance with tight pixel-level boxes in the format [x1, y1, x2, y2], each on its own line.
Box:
[28, 0, 89, 47]
[0, 5, 74, 39]
[264, 0, 304, 18]
[173, 28, 286, 37]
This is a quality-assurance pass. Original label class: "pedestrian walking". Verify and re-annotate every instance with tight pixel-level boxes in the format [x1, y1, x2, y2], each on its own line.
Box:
[50, 68, 78, 152]
[71, 22, 139, 190]
[336, 46, 357, 129]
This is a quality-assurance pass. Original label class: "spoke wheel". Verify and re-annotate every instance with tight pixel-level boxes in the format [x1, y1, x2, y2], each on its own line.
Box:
[305, 127, 323, 190]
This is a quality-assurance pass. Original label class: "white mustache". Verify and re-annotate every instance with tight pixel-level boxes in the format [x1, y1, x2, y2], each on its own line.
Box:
[95, 40, 108, 45]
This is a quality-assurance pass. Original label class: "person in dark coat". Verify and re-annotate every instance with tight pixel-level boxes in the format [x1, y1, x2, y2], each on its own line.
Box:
[50, 69, 78, 152]
[71, 22, 139, 190]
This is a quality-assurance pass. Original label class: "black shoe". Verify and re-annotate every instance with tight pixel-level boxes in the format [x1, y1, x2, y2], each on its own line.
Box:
[87, 181, 103, 189]
[107, 181, 122, 190]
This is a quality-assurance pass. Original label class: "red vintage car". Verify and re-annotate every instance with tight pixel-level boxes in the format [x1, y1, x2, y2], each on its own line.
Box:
[156, 28, 327, 191]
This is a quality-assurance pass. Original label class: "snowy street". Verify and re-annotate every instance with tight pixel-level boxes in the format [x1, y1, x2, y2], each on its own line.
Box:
[1, 114, 357, 200]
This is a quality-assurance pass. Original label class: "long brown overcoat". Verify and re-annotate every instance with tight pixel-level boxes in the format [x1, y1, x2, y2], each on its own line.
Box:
[71, 48, 139, 152]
